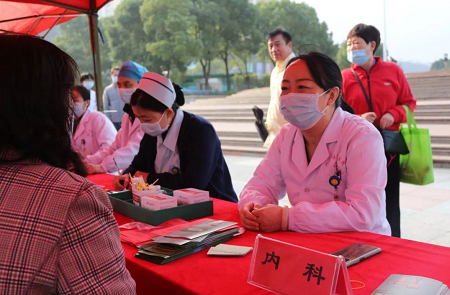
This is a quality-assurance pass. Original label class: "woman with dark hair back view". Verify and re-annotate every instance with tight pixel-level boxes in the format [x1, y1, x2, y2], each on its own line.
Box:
[0, 35, 136, 294]
[239, 52, 391, 235]
[113, 72, 238, 203]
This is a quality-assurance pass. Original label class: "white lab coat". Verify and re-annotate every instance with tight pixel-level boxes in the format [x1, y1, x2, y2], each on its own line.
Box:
[88, 90, 98, 111]
[85, 113, 144, 173]
[239, 108, 391, 235]
[71, 109, 117, 158]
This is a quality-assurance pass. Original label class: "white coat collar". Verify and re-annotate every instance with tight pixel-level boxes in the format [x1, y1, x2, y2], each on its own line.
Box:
[157, 108, 184, 152]
[72, 109, 92, 141]
[292, 107, 345, 177]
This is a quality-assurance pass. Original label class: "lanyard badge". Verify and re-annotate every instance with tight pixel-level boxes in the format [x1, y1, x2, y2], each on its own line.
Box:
[329, 161, 341, 200]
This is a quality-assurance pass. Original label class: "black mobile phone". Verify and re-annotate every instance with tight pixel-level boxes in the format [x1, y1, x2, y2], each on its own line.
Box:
[331, 243, 381, 267]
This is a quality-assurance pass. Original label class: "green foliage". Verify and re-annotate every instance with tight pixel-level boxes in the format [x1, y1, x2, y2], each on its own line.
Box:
[186, 59, 225, 75]
[335, 40, 351, 70]
[190, 0, 224, 89]
[53, 15, 111, 78]
[431, 58, 450, 71]
[140, 0, 201, 76]
[213, 0, 258, 91]
[255, 0, 337, 62]
[374, 43, 384, 58]
[102, 0, 167, 73]
[233, 73, 270, 92]
[53, 0, 341, 91]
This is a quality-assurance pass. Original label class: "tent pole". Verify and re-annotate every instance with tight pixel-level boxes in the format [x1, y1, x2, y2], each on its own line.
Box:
[87, 5, 103, 112]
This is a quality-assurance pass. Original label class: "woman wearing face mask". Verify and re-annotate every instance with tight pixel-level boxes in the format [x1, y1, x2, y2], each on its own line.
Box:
[113, 72, 238, 203]
[342, 24, 417, 238]
[85, 61, 147, 174]
[71, 85, 117, 158]
[239, 52, 391, 235]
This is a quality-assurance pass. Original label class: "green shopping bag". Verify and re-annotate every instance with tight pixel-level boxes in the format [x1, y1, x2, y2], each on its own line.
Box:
[399, 105, 434, 185]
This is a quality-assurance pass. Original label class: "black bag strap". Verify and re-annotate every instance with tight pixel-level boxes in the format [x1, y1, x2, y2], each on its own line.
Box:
[351, 69, 374, 112]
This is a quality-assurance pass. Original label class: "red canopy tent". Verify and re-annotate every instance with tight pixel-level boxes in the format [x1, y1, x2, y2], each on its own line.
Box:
[0, 0, 113, 110]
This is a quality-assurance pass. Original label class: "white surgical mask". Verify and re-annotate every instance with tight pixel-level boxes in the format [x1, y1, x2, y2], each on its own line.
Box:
[140, 112, 169, 137]
[73, 102, 86, 118]
[118, 88, 136, 104]
[83, 81, 95, 90]
[111, 76, 118, 84]
[279, 91, 330, 130]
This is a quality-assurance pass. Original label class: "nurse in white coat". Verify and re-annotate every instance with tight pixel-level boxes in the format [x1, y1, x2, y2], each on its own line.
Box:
[85, 61, 147, 174]
[239, 52, 391, 236]
[71, 86, 116, 158]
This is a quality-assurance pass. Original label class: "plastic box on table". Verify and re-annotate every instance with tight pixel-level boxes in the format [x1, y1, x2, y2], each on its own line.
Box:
[107, 189, 213, 226]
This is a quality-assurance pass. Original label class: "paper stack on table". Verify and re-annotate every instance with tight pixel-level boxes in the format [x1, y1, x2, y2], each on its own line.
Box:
[207, 244, 252, 257]
[135, 219, 241, 264]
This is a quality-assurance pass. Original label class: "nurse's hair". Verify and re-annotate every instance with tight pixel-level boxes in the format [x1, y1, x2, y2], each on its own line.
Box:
[286, 52, 355, 114]
[71, 85, 90, 101]
[0, 34, 87, 176]
[130, 83, 185, 113]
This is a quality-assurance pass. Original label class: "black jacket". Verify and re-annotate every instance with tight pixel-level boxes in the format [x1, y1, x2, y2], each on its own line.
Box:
[125, 111, 238, 202]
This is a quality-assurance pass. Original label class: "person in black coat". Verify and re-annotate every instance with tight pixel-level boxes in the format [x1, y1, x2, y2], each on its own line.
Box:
[113, 72, 237, 203]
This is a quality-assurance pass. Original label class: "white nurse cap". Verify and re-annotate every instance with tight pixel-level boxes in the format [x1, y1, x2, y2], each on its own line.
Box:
[137, 72, 176, 108]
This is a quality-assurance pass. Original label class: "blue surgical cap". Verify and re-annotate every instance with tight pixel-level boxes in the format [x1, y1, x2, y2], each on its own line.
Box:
[118, 61, 148, 82]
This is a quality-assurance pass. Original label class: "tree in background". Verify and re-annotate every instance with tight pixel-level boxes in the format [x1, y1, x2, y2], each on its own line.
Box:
[336, 41, 384, 71]
[214, 0, 257, 92]
[255, 0, 337, 63]
[53, 15, 111, 84]
[103, 0, 166, 73]
[431, 54, 450, 71]
[140, 0, 201, 77]
[231, 29, 263, 90]
[191, 0, 223, 90]
[52, 0, 344, 92]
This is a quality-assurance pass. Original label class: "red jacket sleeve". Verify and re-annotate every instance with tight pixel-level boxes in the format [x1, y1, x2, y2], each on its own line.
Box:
[387, 68, 417, 124]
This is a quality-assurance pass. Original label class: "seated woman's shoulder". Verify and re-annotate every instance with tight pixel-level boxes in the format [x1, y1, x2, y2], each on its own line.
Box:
[183, 111, 215, 131]
[26, 163, 93, 193]
[342, 111, 379, 135]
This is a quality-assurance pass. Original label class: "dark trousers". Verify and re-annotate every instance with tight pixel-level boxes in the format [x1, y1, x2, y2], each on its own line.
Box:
[385, 153, 401, 237]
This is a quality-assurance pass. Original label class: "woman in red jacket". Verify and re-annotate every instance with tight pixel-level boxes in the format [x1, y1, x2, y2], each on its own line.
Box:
[342, 24, 417, 237]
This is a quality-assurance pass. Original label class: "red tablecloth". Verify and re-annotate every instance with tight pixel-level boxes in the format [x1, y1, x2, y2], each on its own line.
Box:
[88, 174, 450, 295]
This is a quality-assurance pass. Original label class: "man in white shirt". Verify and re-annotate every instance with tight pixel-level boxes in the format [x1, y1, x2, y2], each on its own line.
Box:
[264, 28, 295, 148]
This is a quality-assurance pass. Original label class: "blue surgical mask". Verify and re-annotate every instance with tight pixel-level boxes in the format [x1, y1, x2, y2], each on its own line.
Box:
[140, 111, 170, 137]
[83, 81, 95, 90]
[118, 88, 136, 104]
[73, 102, 86, 118]
[112, 76, 118, 84]
[279, 91, 330, 130]
[347, 49, 369, 66]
